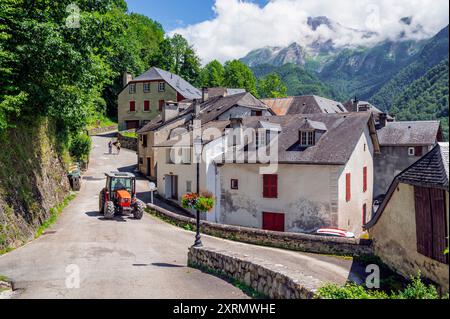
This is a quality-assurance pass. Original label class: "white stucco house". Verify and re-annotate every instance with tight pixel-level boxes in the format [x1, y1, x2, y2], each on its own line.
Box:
[153, 111, 380, 236]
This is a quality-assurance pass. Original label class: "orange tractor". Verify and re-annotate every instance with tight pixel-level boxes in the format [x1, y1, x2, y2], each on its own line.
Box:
[99, 172, 145, 219]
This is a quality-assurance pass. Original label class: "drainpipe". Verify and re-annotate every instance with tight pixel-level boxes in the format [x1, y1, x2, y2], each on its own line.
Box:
[193, 138, 202, 247]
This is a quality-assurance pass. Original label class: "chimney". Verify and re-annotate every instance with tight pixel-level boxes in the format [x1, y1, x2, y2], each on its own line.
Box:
[162, 101, 179, 123]
[202, 87, 209, 103]
[379, 113, 388, 128]
[123, 71, 133, 87]
[230, 117, 243, 128]
[353, 96, 359, 111]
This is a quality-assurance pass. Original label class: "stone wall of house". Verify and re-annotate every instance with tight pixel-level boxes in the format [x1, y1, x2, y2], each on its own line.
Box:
[117, 133, 137, 151]
[188, 246, 321, 299]
[148, 203, 373, 257]
[87, 125, 118, 136]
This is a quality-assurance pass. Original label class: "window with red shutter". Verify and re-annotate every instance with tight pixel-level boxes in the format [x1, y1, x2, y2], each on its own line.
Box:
[144, 100, 150, 112]
[345, 173, 351, 202]
[129, 101, 135, 112]
[263, 174, 278, 198]
[363, 166, 367, 193]
[415, 146, 423, 157]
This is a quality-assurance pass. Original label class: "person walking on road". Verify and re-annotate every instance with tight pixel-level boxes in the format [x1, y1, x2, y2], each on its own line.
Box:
[108, 140, 113, 154]
[116, 141, 121, 155]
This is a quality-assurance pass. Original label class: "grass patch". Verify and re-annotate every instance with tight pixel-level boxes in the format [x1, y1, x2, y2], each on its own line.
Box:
[119, 131, 137, 138]
[35, 193, 76, 238]
[87, 113, 117, 129]
[189, 261, 267, 299]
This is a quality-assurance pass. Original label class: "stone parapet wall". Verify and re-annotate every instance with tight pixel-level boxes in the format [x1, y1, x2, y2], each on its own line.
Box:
[117, 133, 137, 151]
[87, 125, 118, 136]
[148, 203, 373, 257]
[188, 246, 320, 299]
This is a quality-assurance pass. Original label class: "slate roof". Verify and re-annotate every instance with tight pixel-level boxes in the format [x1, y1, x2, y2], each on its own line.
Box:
[137, 92, 271, 134]
[344, 99, 394, 121]
[130, 67, 201, 100]
[262, 95, 347, 116]
[197, 92, 270, 124]
[398, 143, 449, 190]
[376, 121, 441, 146]
[365, 143, 449, 229]
[213, 112, 379, 165]
[207, 87, 246, 98]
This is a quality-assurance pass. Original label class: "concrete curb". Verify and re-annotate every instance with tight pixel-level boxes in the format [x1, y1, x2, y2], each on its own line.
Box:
[188, 246, 322, 299]
[147, 203, 373, 257]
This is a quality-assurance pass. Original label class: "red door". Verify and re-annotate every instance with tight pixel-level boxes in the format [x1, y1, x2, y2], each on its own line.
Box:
[126, 120, 139, 130]
[262, 212, 285, 232]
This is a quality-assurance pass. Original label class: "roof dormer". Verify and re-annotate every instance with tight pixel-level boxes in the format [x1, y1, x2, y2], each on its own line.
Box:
[298, 118, 327, 147]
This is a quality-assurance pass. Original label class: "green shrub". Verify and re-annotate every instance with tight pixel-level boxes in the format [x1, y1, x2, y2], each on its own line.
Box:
[318, 274, 447, 299]
[69, 133, 92, 161]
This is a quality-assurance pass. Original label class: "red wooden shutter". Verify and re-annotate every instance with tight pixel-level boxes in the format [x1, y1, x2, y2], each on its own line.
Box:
[362, 203, 367, 226]
[263, 174, 278, 198]
[363, 166, 367, 192]
[129, 101, 135, 112]
[430, 188, 448, 264]
[415, 146, 423, 157]
[144, 100, 150, 111]
[159, 100, 164, 111]
[345, 173, 351, 202]
[263, 212, 284, 232]
[414, 186, 433, 258]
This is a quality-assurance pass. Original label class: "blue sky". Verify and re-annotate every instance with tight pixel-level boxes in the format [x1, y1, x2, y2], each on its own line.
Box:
[125, 0, 269, 31]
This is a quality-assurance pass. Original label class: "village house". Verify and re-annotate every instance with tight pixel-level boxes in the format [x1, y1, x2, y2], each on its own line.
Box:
[153, 112, 380, 236]
[344, 97, 394, 125]
[117, 67, 201, 130]
[261, 95, 347, 115]
[373, 120, 443, 198]
[365, 143, 449, 292]
[136, 91, 273, 180]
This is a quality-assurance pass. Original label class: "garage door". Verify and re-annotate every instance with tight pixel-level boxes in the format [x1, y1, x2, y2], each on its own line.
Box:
[262, 212, 285, 232]
[126, 120, 140, 130]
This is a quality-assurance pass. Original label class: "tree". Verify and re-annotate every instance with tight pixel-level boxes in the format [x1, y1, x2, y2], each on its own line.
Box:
[257, 73, 287, 98]
[198, 60, 225, 88]
[223, 60, 257, 96]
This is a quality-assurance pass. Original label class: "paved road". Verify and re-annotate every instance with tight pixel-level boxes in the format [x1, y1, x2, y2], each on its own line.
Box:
[0, 133, 366, 299]
[0, 133, 248, 299]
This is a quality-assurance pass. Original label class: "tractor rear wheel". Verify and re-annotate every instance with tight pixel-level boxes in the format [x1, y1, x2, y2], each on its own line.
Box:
[104, 201, 115, 219]
[133, 200, 145, 220]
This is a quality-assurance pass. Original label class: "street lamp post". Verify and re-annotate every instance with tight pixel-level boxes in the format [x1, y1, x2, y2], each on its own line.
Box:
[193, 138, 202, 247]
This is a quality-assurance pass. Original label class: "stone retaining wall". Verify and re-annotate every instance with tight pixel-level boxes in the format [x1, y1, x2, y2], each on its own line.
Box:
[188, 246, 321, 299]
[148, 203, 372, 257]
[87, 125, 118, 136]
[117, 133, 137, 151]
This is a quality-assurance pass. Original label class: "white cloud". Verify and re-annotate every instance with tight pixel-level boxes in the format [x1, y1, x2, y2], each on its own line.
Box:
[170, 0, 449, 64]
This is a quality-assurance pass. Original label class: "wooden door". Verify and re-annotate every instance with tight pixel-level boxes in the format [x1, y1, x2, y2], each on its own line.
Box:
[126, 120, 139, 130]
[171, 175, 178, 200]
[146, 157, 151, 177]
[262, 212, 285, 232]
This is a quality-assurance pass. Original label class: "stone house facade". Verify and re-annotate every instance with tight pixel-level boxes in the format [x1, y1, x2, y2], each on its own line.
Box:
[366, 143, 449, 292]
[117, 67, 201, 131]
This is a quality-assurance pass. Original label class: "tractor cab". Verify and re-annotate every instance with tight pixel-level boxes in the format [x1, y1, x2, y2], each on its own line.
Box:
[99, 172, 144, 220]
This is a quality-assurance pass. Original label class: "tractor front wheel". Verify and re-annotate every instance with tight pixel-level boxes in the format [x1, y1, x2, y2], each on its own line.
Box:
[104, 201, 115, 219]
[133, 200, 145, 220]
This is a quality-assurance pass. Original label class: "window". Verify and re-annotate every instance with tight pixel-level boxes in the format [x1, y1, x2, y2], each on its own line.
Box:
[159, 100, 164, 112]
[363, 166, 367, 193]
[139, 157, 143, 165]
[158, 82, 165, 92]
[263, 174, 278, 198]
[166, 149, 174, 164]
[142, 135, 148, 148]
[299, 131, 315, 146]
[251, 110, 263, 116]
[144, 100, 150, 112]
[129, 83, 136, 94]
[345, 173, 351, 202]
[143, 82, 150, 93]
[186, 181, 192, 193]
[231, 179, 239, 190]
[414, 186, 448, 264]
[129, 101, 135, 112]
[262, 212, 285, 232]
[182, 148, 191, 164]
